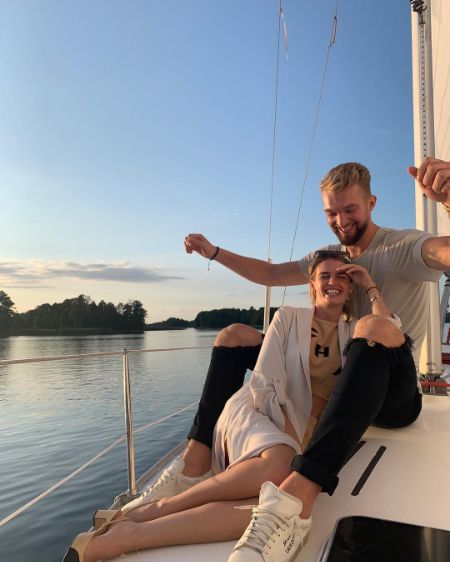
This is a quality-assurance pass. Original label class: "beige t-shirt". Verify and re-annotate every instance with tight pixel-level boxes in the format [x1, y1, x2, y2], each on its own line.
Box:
[302, 317, 342, 450]
[297, 227, 440, 364]
[309, 316, 341, 400]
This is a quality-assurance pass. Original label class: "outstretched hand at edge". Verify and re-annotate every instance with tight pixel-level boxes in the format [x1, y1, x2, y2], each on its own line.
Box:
[408, 157, 450, 203]
[184, 233, 217, 260]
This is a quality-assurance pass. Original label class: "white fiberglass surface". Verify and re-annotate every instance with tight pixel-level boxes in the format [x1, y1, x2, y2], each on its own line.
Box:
[110, 394, 450, 562]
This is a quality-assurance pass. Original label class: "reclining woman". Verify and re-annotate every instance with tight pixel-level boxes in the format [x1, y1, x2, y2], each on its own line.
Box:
[62, 252, 421, 562]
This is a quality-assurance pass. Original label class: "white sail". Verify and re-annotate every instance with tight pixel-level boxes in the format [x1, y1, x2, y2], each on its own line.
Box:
[411, 0, 450, 234]
[411, 0, 450, 375]
[431, 0, 450, 235]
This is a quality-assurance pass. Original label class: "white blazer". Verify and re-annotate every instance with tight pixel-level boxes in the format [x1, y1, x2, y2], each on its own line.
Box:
[249, 306, 355, 444]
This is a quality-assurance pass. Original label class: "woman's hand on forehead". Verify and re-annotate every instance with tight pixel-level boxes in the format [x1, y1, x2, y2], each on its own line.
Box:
[335, 263, 374, 290]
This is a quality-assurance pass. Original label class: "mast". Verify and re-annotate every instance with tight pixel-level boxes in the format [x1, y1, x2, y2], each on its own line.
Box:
[263, 2, 284, 334]
[410, 0, 442, 380]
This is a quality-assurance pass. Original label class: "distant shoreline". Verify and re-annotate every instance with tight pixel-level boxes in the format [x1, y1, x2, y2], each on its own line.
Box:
[0, 328, 145, 337]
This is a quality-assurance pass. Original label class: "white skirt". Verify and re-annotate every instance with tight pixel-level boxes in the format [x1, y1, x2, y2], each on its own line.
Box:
[212, 383, 301, 474]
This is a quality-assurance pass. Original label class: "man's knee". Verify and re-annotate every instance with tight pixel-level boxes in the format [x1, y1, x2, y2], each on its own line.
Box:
[353, 315, 405, 348]
[214, 323, 263, 348]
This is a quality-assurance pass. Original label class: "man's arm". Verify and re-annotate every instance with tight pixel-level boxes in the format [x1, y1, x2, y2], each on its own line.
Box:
[184, 233, 308, 286]
[422, 236, 450, 270]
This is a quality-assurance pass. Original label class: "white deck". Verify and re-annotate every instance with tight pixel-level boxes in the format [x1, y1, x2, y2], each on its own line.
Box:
[112, 394, 450, 562]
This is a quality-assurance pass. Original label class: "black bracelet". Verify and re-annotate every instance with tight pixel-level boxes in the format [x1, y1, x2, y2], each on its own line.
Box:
[210, 246, 220, 261]
[208, 246, 220, 271]
[366, 285, 378, 294]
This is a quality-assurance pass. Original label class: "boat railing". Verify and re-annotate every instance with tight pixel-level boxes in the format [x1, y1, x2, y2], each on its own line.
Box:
[0, 344, 211, 528]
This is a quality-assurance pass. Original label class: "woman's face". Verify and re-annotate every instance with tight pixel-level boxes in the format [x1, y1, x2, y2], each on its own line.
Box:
[311, 258, 352, 309]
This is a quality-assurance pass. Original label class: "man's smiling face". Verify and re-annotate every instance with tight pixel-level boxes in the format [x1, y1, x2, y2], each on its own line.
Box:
[322, 184, 376, 246]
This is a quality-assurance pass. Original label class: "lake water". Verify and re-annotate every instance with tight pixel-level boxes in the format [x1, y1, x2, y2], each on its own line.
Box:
[0, 329, 217, 562]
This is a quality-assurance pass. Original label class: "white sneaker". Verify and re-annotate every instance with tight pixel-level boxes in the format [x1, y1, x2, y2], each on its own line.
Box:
[228, 481, 312, 562]
[122, 456, 213, 513]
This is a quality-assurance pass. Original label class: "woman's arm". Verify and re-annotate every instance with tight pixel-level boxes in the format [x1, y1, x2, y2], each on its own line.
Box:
[336, 263, 395, 319]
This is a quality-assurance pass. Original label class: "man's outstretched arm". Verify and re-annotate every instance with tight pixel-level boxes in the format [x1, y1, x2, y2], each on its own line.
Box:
[421, 236, 450, 270]
[184, 233, 308, 287]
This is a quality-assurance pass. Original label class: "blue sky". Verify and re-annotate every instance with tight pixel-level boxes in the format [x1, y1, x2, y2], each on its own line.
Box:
[0, 1, 420, 322]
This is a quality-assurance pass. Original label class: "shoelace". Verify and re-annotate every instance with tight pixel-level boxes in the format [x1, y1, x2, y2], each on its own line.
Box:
[141, 461, 180, 497]
[235, 505, 287, 552]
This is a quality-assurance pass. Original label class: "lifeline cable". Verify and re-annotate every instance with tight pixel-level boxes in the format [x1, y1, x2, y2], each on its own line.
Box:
[0, 400, 197, 528]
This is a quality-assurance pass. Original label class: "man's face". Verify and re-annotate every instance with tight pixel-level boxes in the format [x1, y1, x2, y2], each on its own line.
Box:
[322, 184, 375, 246]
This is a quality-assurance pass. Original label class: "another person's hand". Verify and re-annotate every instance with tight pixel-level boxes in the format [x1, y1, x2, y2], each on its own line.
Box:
[184, 233, 217, 259]
[408, 157, 450, 203]
[336, 263, 375, 290]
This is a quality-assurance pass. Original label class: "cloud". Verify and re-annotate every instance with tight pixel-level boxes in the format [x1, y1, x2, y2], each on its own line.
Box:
[0, 260, 183, 287]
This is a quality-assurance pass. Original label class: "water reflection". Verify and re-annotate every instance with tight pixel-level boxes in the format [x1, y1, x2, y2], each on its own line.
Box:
[0, 328, 216, 562]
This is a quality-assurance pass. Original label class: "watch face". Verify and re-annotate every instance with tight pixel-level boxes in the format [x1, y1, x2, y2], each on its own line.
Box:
[322, 516, 450, 562]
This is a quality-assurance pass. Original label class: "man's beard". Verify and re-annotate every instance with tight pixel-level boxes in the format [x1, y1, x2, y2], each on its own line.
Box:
[332, 220, 369, 246]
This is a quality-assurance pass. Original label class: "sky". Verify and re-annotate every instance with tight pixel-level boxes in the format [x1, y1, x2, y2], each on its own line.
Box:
[0, 0, 424, 322]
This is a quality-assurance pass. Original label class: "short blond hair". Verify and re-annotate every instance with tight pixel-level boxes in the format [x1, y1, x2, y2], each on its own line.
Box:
[320, 162, 372, 197]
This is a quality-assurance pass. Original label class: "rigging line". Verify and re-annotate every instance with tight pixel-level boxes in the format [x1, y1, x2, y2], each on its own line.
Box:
[134, 400, 197, 435]
[281, 0, 339, 304]
[0, 401, 197, 528]
[0, 346, 212, 367]
[267, 0, 284, 260]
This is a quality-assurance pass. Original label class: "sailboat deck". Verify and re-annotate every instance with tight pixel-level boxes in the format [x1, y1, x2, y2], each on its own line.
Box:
[111, 393, 450, 562]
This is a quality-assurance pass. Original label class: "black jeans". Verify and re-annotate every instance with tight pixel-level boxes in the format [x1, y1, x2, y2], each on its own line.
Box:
[187, 344, 262, 447]
[291, 337, 422, 495]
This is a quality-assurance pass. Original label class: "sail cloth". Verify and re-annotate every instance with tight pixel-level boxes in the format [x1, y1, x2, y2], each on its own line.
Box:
[411, 1, 450, 375]
[411, 0, 450, 236]
[430, 0, 450, 235]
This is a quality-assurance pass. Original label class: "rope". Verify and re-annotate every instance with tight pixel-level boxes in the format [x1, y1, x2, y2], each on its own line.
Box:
[0, 400, 197, 528]
[282, 0, 339, 304]
[134, 400, 197, 435]
[267, 1, 285, 261]
[0, 345, 212, 367]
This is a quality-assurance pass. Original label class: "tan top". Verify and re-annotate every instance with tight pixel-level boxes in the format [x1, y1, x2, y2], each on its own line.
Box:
[309, 316, 342, 400]
[302, 316, 342, 449]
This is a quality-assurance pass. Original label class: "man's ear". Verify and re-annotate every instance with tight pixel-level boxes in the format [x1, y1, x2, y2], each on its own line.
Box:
[369, 195, 377, 210]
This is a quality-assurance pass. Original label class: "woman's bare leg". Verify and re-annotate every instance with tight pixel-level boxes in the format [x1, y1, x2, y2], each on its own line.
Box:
[129, 443, 296, 522]
[86, 499, 256, 562]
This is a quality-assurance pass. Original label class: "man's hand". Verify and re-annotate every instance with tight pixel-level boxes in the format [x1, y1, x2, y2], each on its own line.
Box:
[184, 233, 217, 259]
[408, 157, 450, 203]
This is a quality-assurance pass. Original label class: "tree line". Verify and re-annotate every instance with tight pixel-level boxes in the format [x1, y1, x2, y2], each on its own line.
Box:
[0, 291, 147, 334]
[146, 307, 278, 330]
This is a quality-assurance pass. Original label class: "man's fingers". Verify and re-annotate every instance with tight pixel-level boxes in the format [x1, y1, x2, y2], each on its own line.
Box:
[184, 239, 193, 254]
[422, 162, 448, 191]
[413, 157, 445, 188]
[414, 157, 443, 184]
[408, 166, 418, 179]
[187, 233, 206, 242]
[408, 159, 450, 201]
[431, 169, 450, 193]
